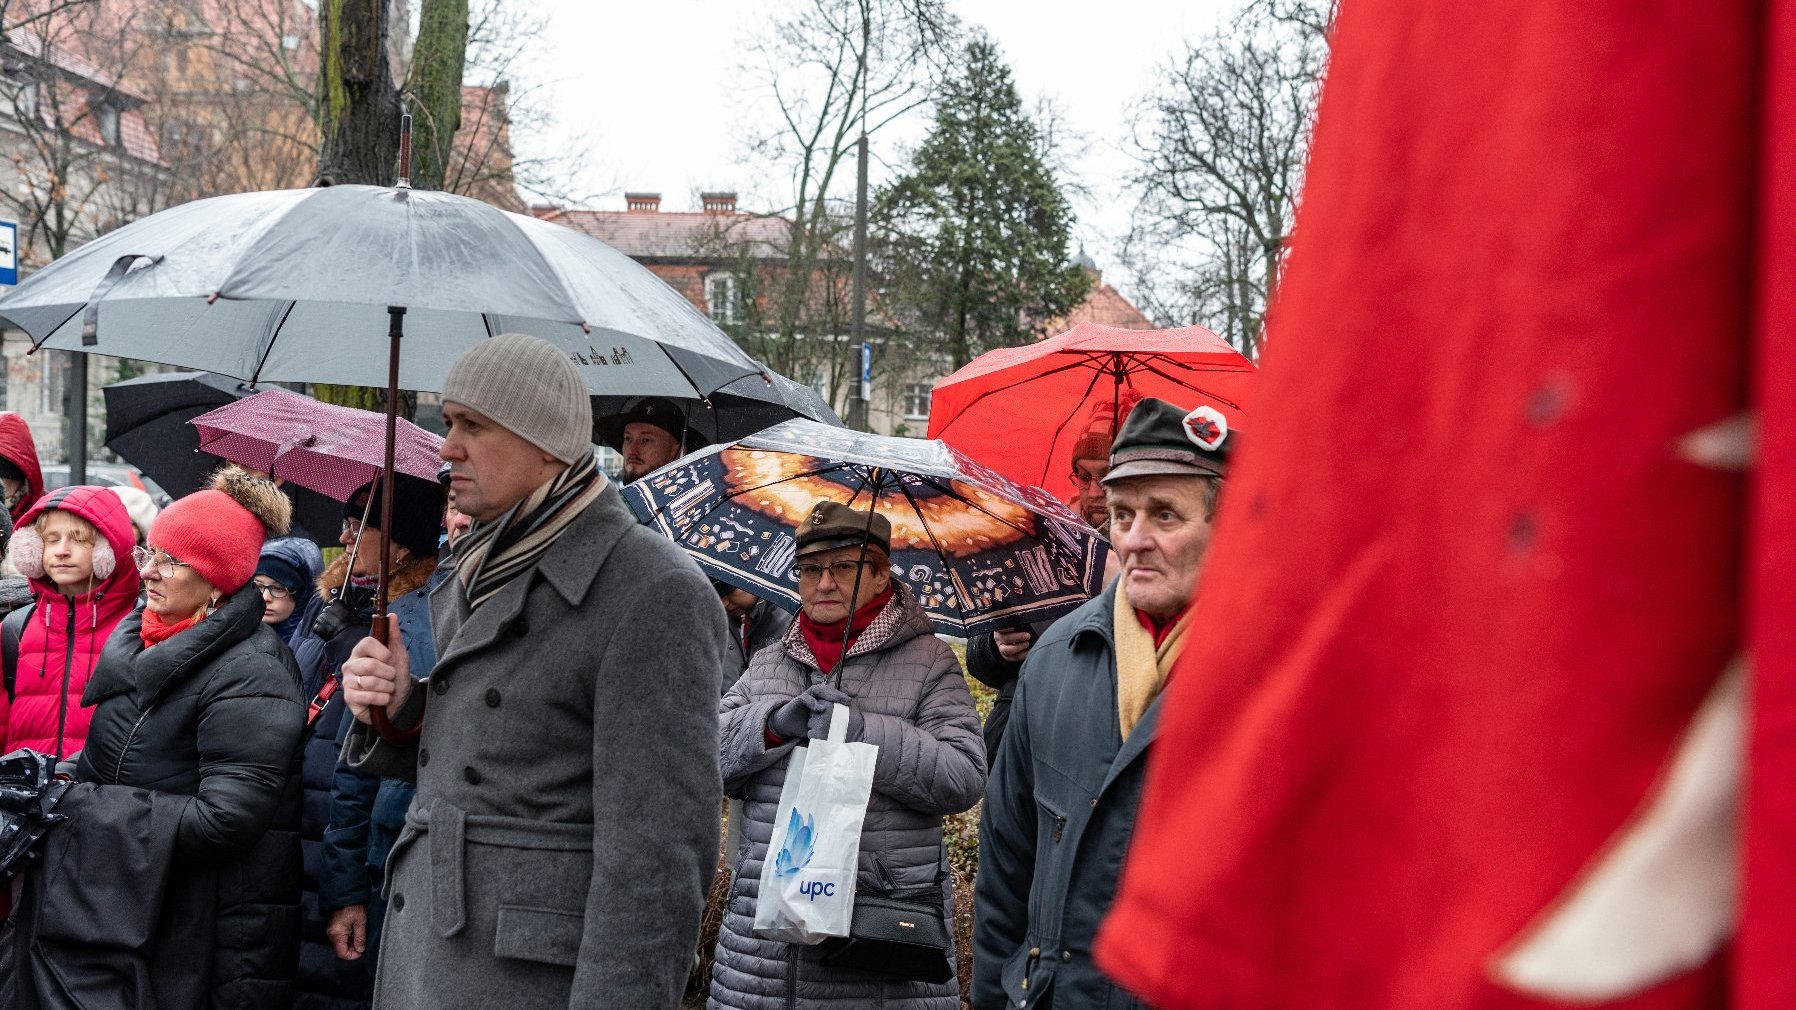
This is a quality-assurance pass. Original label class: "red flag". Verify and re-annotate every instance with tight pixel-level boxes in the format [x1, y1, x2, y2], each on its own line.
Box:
[1095, 0, 1787, 1007]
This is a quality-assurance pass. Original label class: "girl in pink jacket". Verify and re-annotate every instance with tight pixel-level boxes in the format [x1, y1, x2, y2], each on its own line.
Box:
[1, 485, 142, 759]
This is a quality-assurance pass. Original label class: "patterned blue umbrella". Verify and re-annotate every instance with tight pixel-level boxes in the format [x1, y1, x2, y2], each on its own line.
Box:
[622, 420, 1106, 637]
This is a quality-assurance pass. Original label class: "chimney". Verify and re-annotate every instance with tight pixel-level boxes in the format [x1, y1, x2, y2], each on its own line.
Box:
[625, 192, 661, 213]
[701, 191, 738, 213]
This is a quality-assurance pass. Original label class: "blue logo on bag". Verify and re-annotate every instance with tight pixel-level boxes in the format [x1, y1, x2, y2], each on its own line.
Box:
[773, 808, 815, 876]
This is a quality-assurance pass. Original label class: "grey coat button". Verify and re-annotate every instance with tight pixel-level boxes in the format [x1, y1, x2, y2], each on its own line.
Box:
[464, 765, 483, 785]
[485, 688, 501, 708]
[418, 748, 430, 767]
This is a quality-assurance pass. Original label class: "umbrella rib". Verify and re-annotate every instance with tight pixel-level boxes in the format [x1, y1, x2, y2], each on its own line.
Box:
[27, 306, 85, 352]
[896, 480, 960, 585]
[247, 300, 298, 387]
[1035, 364, 1112, 487]
[930, 356, 1108, 439]
[1127, 358, 1248, 411]
[913, 473, 1042, 542]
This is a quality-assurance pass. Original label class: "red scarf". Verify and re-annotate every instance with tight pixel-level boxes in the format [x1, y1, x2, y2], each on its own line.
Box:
[140, 608, 200, 647]
[799, 586, 893, 674]
[1137, 609, 1179, 650]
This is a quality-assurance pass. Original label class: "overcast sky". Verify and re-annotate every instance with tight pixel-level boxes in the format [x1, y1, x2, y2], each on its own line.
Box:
[517, 0, 1236, 289]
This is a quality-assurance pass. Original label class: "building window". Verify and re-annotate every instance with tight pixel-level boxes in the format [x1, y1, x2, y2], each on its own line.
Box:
[95, 103, 119, 146]
[281, 33, 301, 50]
[705, 273, 739, 324]
[902, 382, 931, 421]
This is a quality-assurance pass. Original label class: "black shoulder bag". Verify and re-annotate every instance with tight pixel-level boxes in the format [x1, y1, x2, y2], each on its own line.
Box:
[818, 880, 954, 984]
[2, 603, 35, 700]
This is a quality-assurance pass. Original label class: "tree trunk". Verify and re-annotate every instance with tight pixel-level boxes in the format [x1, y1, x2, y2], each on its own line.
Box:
[316, 0, 402, 187]
[409, 0, 469, 191]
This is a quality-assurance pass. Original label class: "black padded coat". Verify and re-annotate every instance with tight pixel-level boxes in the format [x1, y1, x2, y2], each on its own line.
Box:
[75, 581, 308, 1010]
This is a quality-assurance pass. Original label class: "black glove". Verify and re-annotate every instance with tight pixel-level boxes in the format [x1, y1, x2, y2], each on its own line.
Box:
[767, 687, 833, 742]
[803, 684, 861, 741]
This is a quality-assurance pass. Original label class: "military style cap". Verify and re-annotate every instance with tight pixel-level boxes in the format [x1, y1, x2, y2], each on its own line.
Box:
[795, 500, 892, 558]
[1103, 397, 1236, 483]
[593, 396, 693, 450]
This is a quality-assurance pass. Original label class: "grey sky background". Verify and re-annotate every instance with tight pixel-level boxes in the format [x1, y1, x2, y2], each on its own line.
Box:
[518, 0, 1236, 293]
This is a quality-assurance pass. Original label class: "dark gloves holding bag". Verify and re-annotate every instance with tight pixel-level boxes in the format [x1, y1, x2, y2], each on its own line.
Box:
[804, 685, 862, 740]
[767, 683, 860, 742]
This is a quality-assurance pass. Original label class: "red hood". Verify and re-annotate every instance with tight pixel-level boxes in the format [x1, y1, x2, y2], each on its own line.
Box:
[0, 412, 44, 522]
[15, 485, 141, 602]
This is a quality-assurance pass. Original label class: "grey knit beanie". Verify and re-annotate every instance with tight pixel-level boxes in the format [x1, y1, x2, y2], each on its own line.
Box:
[442, 333, 593, 464]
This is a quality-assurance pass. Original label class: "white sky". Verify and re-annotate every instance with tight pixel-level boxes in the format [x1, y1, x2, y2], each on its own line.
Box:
[519, 0, 1235, 294]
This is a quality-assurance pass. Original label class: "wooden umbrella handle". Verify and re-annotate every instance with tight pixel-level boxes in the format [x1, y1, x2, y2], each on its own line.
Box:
[367, 608, 425, 744]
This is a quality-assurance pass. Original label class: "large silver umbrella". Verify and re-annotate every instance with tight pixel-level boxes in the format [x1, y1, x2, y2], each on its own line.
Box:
[0, 171, 763, 744]
[0, 184, 762, 398]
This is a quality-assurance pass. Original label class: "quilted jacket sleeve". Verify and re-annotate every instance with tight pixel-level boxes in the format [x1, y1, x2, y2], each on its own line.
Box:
[718, 646, 801, 796]
[857, 640, 987, 816]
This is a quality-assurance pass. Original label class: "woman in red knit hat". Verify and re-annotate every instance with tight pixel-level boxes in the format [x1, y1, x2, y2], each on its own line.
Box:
[40, 466, 309, 1008]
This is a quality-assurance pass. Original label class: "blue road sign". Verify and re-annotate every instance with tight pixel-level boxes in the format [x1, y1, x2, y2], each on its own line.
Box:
[0, 221, 16, 286]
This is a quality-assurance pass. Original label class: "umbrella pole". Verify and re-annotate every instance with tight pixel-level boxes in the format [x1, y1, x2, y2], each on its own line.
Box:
[368, 305, 416, 745]
[829, 469, 885, 680]
[376, 306, 404, 631]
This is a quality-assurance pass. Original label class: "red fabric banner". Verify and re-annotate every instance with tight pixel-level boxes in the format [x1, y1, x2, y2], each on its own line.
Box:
[1096, 1, 1786, 1007]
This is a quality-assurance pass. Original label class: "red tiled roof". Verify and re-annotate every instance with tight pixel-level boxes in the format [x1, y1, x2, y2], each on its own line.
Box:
[1046, 279, 1156, 332]
[535, 207, 790, 260]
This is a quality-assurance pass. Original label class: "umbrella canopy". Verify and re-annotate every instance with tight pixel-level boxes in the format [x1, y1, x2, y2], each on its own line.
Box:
[927, 322, 1256, 505]
[192, 388, 444, 501]
[0, 184, 761, 398]
[101, 371, 347, 543]
[622, 419, 1106, 637]
[102, 370, 251, 495]
[594, 363, 844, 449]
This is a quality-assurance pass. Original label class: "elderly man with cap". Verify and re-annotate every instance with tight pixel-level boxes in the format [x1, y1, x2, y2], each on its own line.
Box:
[596, 395, 696, 483]
[709, 500, 986, 1010]
[338, 333, 727, 1010]
[972, 397, 1235, 1010]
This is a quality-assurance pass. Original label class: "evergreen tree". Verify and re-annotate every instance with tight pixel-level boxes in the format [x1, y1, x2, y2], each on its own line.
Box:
[875, 37, 1089, 370]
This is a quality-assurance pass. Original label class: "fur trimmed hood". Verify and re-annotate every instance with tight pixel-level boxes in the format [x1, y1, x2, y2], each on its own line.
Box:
[317, 551, 437, 602]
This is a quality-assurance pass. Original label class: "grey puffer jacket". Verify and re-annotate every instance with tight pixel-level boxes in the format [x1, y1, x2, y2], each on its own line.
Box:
[710, 582, 986, 1010]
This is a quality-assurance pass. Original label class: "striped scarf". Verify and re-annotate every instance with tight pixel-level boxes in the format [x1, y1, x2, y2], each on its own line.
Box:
[457, 452, 606, 610]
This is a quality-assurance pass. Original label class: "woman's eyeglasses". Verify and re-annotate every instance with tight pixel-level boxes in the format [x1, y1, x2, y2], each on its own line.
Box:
[791, 559, 870, 584]
[132, 546, 193, 580]
[253, 580, 292, 600]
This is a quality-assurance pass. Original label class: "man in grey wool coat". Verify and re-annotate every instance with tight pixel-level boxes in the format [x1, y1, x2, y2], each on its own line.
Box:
[341, 332, 727, 1010]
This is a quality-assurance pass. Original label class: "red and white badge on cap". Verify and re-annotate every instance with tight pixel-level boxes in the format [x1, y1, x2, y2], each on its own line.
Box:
[1184, 406, 1228, 451]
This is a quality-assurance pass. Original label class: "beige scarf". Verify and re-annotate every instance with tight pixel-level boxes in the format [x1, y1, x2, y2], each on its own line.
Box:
[1112, 582, 1194, 739]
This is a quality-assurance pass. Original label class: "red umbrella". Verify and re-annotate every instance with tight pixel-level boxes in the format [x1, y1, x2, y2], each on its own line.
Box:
[926, 322, 1256, 504]
[190, 388, 444, 500]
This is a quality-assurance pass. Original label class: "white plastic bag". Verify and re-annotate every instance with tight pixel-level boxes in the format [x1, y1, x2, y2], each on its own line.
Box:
[754, 703, 878, 944]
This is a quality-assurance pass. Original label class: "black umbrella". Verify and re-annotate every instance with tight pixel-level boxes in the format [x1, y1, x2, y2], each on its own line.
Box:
[101, 371, 347, 545]
[594, 363, 844, 451]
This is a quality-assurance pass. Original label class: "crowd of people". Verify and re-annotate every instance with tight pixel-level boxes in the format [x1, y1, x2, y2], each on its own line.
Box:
[0, 331, 1234, 1010]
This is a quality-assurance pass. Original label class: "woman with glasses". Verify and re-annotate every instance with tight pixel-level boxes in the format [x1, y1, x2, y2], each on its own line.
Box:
[14, 465, 310, 1009]
[711, 500, 985, 1010]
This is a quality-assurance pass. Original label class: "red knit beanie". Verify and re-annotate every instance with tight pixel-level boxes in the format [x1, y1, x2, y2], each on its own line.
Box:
[149, 467, 293, 595]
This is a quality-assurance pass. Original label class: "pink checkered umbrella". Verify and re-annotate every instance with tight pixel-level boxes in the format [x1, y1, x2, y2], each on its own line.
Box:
[190, 388, 444, 501]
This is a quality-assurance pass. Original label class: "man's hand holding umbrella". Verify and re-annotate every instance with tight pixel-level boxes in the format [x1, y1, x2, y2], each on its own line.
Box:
[341, 613, 412, 726]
